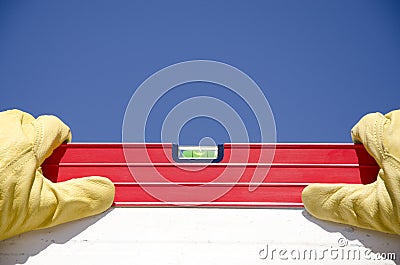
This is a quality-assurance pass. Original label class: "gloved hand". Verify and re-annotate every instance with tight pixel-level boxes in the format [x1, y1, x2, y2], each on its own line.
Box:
[0, 109, 115, 240]
[302, 110, 400, 234]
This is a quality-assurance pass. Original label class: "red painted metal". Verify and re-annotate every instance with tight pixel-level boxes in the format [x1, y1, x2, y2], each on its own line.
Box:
[42, 143, 379, 208]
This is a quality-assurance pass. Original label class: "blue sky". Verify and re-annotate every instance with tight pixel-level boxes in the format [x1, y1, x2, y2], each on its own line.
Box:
[0, 1, 399, 143]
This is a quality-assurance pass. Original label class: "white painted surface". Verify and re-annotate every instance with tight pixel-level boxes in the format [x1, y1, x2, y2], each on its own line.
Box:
[0, 208, 399, 265]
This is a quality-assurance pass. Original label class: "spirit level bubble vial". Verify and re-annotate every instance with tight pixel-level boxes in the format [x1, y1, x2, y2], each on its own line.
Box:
[172, 144, 224, 163]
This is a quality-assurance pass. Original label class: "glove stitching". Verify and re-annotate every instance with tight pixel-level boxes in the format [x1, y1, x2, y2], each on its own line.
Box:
[1, 151, 37, 236]
[0, 116, 33, 175]
[378, 114, 400, 233]
[0, 148, 33, 193]
[0, 115, 38, 208]
[385, 156, 400, 215]
[386, 155, 400, 170]
[32, 119, 43, 166]
[373, 118, 399, 233]
[373, 117, 386, 161]
[7, 155, 36, 230]
[0, 147, 27, 175]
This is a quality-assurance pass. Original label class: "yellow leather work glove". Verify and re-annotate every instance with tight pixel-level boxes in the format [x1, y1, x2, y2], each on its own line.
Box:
[302, 110, 400, 234]
[0, 109, 115, 240]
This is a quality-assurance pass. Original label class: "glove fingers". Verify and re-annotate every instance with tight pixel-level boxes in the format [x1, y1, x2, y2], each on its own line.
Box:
[0, 110, 36, 168]
[382, 111, 400, 158]
[351, 112, 387, 165]
[0, 109, 35, 130]
[0, 174, 115, 240]
[33, 115, 72, 165]
[29, 175, 114, 234]
[43, 176, 115, 227]
[302, 177, 397, 234]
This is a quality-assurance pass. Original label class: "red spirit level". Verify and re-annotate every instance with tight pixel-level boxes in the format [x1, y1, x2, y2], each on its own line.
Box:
[42, 143, 379, 208]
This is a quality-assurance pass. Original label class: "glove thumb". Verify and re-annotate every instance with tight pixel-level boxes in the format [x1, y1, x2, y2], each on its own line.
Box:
[1, 174, 115, 240]
[37, 175, 115, 228]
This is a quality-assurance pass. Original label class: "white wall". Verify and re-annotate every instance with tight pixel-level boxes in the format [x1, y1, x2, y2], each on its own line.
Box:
[1, 208, 399, 265]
